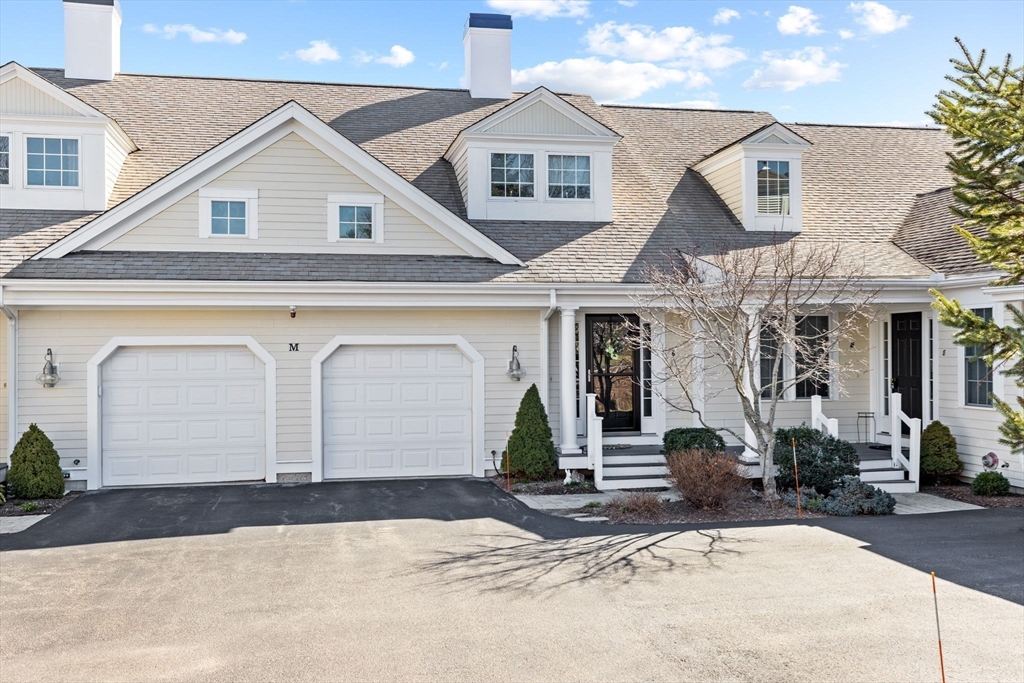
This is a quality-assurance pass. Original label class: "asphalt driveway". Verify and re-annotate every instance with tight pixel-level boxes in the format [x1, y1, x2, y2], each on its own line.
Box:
[2, 479, 1022, 682]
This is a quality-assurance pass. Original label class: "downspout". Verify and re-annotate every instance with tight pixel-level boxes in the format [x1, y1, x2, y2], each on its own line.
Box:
[0, 285, 17, 463]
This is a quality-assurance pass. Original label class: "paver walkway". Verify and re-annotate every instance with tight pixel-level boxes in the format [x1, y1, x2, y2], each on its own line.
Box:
[891, 492, 983, 515]
[0, 514, 49, 535]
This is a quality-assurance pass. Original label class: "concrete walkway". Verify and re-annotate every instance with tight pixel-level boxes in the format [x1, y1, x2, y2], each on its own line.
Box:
[891, 492, 983, 515]
[0, 515, 49, 535]
[516, 490, 682, 510]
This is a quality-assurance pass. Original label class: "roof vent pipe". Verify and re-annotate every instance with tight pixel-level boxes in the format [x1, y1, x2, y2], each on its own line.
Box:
[64, 0, 121, 81]
[463, 13, 512, 99]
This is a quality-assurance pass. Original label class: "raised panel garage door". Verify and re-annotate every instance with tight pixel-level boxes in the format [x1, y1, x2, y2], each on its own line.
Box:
[101, 347, 266, 486]
[323, 346, 473, 479]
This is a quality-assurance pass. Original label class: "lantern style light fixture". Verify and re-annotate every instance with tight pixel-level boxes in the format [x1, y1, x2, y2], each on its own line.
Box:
[36, 348, 60, 388]
[505, 345, 525, 381]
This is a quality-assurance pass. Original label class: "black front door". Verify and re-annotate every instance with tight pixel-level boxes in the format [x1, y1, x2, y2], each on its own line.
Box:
[891, 312, 922, 430]
[587, 314, 641, 432]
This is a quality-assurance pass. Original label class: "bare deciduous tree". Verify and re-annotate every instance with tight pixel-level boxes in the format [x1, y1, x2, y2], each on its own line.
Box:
[633, 240, 879, 501]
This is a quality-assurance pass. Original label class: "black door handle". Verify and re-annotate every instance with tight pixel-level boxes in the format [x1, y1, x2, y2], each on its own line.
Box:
[890, 378, 898, 391]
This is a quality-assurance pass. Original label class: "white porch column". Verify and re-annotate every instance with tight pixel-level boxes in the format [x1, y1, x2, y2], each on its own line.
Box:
[559, 306, 581, 454]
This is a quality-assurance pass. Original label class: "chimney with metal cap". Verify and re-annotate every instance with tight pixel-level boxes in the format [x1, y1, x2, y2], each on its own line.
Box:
[64, 0, 121, 81]
[463, 13, 512, 99]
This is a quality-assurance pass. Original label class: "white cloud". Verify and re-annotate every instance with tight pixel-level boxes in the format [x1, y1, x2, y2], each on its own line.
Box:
[776, 6, 823, 35]
[376, 45, 415, 67]
[512, 57, 709, 101]
[584, 21, 745, 70]
[849, 1, 911, 34]
[838, 28, 856, 39]
[712, 8, 740, 25]
[742, 47, 845, 92]
[618, 0, 637, 6]
[142, 23, 247, 44]
[288, 40, 340, 64]
[486, 0, 590, 19]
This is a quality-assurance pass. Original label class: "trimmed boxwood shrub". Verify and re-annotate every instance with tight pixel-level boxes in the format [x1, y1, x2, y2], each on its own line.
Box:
[774, 424, 859, 495]
[501, 384, 557, 481]
[971, 471, 1011, 496]
[920, 421, 962, 482]
[7, 424, 64, 500]
[663, 427, 725, 454]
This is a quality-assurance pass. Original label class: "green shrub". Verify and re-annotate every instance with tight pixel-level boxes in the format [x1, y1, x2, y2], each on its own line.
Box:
[774, 424, 859, 494]
[784, 476, 895, 515]
[6, 424, 64, 500]
[501, 384, 557, 481]
[920, 421, 962, 482]
[971, 471, 1011, 496]
[663, 427, 726, 454]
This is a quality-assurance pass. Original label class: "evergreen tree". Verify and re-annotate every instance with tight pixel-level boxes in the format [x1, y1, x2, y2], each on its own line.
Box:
[502, 384, 557, 480]
[7, 424, 65, 499]
[928, 39, 1024, 454]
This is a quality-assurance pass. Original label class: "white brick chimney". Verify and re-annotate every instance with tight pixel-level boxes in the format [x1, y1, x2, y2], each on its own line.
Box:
[64, 0, 121, 81]
[463, 13, 512, 99]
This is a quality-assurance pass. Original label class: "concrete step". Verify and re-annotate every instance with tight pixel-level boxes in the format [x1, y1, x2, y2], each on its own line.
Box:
[859, 458, 901, 471]
[604, 452, 667, 465]
[870, 479, 919, 494]
[859, 468, 908, 483]
[599, 474, 671, 490]
[602, 462, 669, 477]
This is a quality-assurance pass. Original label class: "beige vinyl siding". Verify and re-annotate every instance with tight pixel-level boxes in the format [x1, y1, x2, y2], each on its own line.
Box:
[701, 159, 743, 222]
[102, 133, 469, 255]
[0, 78, 83, 117]
[15, 307, 541, 479]
[484, 101, 593, 136]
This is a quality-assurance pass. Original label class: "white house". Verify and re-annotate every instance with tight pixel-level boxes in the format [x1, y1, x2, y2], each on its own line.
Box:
[1, 2, 1020, 493]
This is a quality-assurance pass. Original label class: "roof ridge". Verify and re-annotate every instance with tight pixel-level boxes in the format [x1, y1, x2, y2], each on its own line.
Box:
[786, 121, 943, 131]
[601, 103, 768, 115]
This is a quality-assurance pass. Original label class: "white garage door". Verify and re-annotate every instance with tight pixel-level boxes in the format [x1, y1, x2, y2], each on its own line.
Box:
[323, 345, 473, 479]
[101, 346, 266, 486]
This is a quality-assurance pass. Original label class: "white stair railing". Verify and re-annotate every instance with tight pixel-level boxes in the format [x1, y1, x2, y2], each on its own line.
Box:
[810, 395, 839, 438]
[586, 393, 605, 491]
[889, 392, 921, 492]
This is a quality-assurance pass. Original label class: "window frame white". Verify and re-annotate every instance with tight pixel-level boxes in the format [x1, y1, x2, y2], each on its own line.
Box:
[487, 151, 537, 202]
[24, 134, 81, 190]
[327, 192, 384, 244]
[546, 153, 593, 202]
[198, 188, 259, 239]
[963, 306, 995, 409]
[755, 159, 791, 216]
[0, 133, 11, 186]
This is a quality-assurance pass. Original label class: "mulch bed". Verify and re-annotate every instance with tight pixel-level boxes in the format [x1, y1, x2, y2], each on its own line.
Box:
[0, 491, 82, 517]
[923, 482, 1024, 508]
[561, 490, 826, 525]
[489, 475, 599, 495]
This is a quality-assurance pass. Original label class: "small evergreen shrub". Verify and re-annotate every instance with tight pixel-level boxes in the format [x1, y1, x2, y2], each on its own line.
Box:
[663, 427, 726, 454]
[971, 471, 1011, 496]
[501, 384, 557, 481]
[666, 448, 746, 510]
[783, 476, 895, 516]
[920, 421, 962, 482]
[774, 424, 859, 494]
[6, 424, 64, 500]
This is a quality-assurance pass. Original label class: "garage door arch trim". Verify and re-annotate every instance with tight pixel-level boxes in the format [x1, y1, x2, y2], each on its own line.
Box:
[87, 336, 277, 490]
[311, 335, 485, 482]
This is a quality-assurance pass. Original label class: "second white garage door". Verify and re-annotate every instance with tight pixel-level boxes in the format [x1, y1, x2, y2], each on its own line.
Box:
[322, 345, 473, 479]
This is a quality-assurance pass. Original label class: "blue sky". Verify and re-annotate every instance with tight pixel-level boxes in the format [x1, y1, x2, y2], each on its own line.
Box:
[1, 0, 1021, 125]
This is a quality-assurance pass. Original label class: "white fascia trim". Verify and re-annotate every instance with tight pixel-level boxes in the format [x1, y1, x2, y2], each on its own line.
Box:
[980, 284, 1024, 302]
[85, 335, 277, 490]
[466, 87, 620, 138]
[310, 335, 486, 483]
[36, 101, 522, 265]
[692, 122, 810, 174]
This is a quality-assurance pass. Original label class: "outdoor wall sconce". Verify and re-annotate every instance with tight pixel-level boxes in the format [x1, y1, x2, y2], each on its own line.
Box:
[505, 345, 526, 381]
[36, 348, 60, 388]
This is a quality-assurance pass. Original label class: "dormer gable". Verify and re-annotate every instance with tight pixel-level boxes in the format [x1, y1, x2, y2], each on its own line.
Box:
[693, 122, 810, 233]
[0, 62, 136, 211]
[444, 87, 621, 222]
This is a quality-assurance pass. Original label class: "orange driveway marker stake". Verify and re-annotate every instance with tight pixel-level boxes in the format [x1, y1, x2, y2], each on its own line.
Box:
[792, 437, 802, 518]
[932, 572, 946, 683]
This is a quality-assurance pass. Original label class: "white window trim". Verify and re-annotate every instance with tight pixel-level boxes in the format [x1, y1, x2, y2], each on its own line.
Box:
[327, 192, 384, 244]
[960, 306, 997, 410]
[754, 159, 792, 217]
[487, 150, 539, 202]
[198, 188, 259, 239]
[545, 152, 594, 203]
[23, 134, 81, 190]
[0, 132, 11, 186]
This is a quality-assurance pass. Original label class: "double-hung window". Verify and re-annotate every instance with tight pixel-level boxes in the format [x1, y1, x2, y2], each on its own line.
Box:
[327, 193, 384, 243]
[794, 315, 830, 398]
[490, 153, 534, 198]
[27, 137, 79, 187]
[965, 307, 993, 407]
[757, 160, 789, 215]
[548, 154, 591, 199]
[759, 319, 784, 399]
[0, 135, 9, 186]
[199, 188, 258, 239]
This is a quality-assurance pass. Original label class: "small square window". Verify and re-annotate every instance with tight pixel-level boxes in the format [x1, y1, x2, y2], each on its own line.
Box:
[26, 137, 79, 187]
[211, 200, 247, 236]
[339, 205, 374, 239]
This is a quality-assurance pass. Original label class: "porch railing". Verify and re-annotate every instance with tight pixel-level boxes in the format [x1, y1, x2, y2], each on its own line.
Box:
[586, 393, 605, 490]
[810, 395, 839, 438]
[890, 392, 921, 491]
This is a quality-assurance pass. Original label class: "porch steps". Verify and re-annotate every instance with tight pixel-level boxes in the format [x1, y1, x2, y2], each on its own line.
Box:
[856, 444, 916, 493]
[598, 473, 672, 490]
[598, 446, 671, 489]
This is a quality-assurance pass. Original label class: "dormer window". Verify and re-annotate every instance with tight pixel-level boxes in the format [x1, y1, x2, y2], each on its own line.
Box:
[548, 154, 591, 199]
[490, 153, 534, 198]
[757, 160, 790, 215]
[26, 136, 79, 187]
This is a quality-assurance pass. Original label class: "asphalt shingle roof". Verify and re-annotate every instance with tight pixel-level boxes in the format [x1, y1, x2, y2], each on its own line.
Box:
[893, 187, 989, 275]
[0, 69, 984, 282]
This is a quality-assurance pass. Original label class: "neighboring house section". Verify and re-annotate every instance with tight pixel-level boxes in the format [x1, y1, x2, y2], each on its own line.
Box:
[1, 6, 1020, 493]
